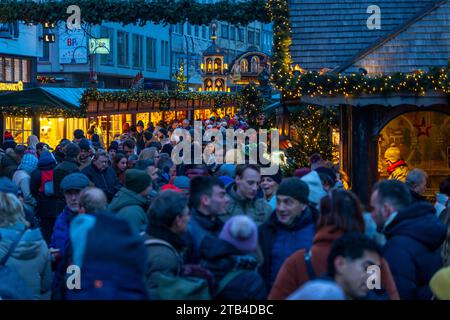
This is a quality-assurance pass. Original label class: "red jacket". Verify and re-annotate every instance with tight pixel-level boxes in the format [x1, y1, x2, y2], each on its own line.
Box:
[268, 225, 400, 300]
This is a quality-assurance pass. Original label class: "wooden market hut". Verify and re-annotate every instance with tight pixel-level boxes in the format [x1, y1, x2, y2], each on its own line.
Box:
[285, 0, 450, 203]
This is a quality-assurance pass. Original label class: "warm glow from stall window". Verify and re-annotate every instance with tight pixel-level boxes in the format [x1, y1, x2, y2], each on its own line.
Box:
[227, 88, 231, 92]
[58, 118, 64, 122]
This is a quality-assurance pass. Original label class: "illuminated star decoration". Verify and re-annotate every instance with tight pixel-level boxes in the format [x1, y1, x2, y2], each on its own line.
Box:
[413, 117, 432, 137]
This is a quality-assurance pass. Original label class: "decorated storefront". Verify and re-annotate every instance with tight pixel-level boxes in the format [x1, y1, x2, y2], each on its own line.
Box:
[83, 89, 237, 146]
[0, 87, 87, 148]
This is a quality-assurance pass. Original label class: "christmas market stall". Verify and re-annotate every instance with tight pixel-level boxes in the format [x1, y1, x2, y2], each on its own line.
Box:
[82, 89, 238, 146]
[0, 87, 88, 148]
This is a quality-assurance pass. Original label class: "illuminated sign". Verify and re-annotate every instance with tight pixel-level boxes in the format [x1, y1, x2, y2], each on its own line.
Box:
[89, 38, 110, 54]
[0, 81, 23, 91]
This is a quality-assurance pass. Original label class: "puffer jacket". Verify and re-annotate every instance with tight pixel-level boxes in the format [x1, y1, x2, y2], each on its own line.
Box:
[0, 223, 52, 300]
[200, 236, 267, 300]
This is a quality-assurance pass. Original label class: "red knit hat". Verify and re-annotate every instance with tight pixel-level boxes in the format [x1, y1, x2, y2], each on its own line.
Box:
[4, 131, 13, 140]
[161, 184, 183, 193]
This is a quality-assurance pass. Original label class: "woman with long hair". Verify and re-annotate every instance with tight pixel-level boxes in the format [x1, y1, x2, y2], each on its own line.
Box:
[113, 152, 128, 184]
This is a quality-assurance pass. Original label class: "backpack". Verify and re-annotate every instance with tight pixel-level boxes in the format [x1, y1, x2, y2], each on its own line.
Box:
[39, 170, 54, 197]
[145, 238, 245, 300]
[0, 230, 33, 300]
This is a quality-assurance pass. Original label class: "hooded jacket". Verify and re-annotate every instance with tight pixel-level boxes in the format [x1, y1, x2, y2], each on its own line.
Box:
[82, 163, 122, 201]
[223, 183, 272, 225]
[53, 157, 80, 199]
[268, 225, 399, 300]
[0, 223, 52, 300]
[383, 202, 446, 300]
[258, 208, 317, 289]
[300, 171, 327, 211]
[184, 208, 224, 264]
[108, 187, 150, 233]
[200, 236, 267, 300]
[13, 169, 37, 211]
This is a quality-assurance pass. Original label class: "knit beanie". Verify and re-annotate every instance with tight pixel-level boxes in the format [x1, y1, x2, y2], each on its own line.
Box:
[18, 153, 38, 174]
[219, 215, 258, 253]
[277, 178, 309, 205]
[173, 176, 190, 190]
[125, 169, 152, 194]
[430, 267, 450, 300]
[288, 280, 345, 300]
[262, 170, 283, 185]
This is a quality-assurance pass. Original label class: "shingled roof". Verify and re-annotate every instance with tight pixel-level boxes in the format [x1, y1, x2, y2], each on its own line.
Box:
[289, 0, 441, 72]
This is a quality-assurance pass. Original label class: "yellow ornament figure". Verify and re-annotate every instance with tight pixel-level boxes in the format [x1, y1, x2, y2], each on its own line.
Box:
[384, 144, 409, 182]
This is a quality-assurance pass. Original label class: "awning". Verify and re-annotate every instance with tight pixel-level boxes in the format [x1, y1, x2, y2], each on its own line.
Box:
[0, 87, 119, 117]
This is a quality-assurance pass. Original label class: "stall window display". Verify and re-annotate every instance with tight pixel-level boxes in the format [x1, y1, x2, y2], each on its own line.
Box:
[39, 118, 88, 149]
[378, 111, 450, 196]
[136, 113, 150, 127]
[4, 116, 32, 145]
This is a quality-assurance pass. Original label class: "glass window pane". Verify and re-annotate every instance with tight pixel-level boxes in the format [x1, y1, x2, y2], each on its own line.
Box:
[100, 27, 114, 66]
[14, 58, 21, 81]
[5, 58, 12, 81]
[117, 31, 129, 66]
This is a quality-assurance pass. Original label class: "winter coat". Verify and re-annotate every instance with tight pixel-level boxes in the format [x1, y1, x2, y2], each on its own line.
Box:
[108, 187, 150, 233]
[0, 151, 19, 179]
[78, 156, 92, 171]
[0, 223, 52, 300]
[383, 202, 446, 300]
[49, 206, 77, 259]
[30, 156, 59, 220]
[223, 183, 272, 225]
[184, 208, 224, 264]
[82, 163, 122, 201]
[53, 157, 80, 199]
[13, 169, 37, 212]
[268, 225, 399, 300]
[258, 208, 317, 289]
[200, 236, 267, 300]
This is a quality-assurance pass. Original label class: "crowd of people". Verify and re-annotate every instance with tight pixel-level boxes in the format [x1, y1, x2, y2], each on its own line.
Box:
[0, 115, 449, 300]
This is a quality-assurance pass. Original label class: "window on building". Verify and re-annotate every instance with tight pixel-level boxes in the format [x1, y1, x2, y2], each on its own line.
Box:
[221, 24, 229, 39]
[4, 58, 12, 81]
[117, 31, 129, 67]
[146, 37, 157, 71]
[174, 23, 183, 35]
[21, 59, 30, 83]
[248, 29, 255, 45]
[255, 30, 260, 46]
[186, 23, 192, 36]
[202, 26, 207, 39]
[240, 59, 248, 73]
[5, 117, 32, 145]
[161, 40, 169, 66]
[13, 58, 20, 82]
[100, 27, 114, 66]
[230, 26, 236, 41]
[194, 25, 199, 38]
[39, 42, 50, 62]
[238, 27, 244, 42]
[132, 34, 143, 68]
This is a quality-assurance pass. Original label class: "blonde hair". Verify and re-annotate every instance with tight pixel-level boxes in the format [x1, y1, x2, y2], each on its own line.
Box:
[0, 192, 28, 227]
[138, 147, 159, 161]
[27, 135, 39, 149]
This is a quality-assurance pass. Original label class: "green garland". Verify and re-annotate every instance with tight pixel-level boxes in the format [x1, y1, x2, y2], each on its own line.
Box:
[283, 67, 450, 100]
[0, 0, 269, 25]
[80, 88, 239, 114]
[266, 0, 292, 90]
[0, 105, 81, 117]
